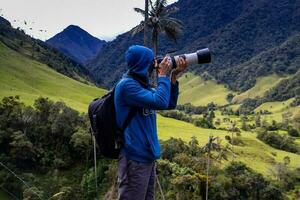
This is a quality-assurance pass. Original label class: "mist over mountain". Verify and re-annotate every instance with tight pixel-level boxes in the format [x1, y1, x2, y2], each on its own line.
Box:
[88, 0, 300, 92]
[46, 25, 106, 64]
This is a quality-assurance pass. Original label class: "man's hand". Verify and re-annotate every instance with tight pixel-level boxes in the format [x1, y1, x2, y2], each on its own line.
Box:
[171, 57, 188, 83]
[157, 56, 171, 76]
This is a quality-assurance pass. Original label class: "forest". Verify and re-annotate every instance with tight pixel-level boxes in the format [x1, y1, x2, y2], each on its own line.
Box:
[0, 96, 299, 199]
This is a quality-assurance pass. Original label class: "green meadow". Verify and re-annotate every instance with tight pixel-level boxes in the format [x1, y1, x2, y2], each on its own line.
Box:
[232, 74, 286, 103]
[157, 115, 300, 176]
[255, 98, 300, 122]
[0, 41, 106, 113]
[1, 41, 300, 177]
[178, 72, 231, 106]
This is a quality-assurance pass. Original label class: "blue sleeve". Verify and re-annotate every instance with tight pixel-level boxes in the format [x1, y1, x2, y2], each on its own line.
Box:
[167, 81, 179, 109]
[122, 77, 171, 110]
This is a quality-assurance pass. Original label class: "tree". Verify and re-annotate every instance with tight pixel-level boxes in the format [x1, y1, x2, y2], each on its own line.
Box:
[132, 0, 183, 55]
[188, 136, 201, 156]
[20, 107, 34, 136]
[202, 136, 221, 200]
[255, 113, 261, 127]
[226, 93, 235, 103]
[292, 112, 300, 131]
[282, 111, 293, 125]
[241, 115, 249, 131]
[9, 131, 36, 168]
[144, 0, 149, 46]
[228, 122, 237, 161]
[70, 129, 92, 159]
[288, 128, 299, 137]
[225, 162, 268, 199]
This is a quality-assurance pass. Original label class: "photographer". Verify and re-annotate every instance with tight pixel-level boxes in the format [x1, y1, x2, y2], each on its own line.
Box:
[114, 45, 187, 200]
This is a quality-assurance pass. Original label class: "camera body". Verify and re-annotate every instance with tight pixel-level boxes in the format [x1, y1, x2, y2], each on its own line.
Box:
[156, 48, 211, 69]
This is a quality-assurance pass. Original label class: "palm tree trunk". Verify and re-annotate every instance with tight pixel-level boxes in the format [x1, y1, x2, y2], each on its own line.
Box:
[150, 28, 158, 86]
[152, 28, 158, 56]
[144, 0, 149, 46]
[231, 131, 234, 161]
[206, 152, 210, 200]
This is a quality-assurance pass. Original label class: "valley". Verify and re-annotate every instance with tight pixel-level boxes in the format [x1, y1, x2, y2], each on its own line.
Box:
[0, 0, 300, 198]
[1, 37, 299, 177]
[0, 41, 106, 113]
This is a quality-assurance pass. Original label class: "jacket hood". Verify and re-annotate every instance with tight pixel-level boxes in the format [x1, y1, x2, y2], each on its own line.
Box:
[125, 45, 154, 81]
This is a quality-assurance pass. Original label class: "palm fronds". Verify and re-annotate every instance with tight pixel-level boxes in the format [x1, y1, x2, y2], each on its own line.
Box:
[132, 0, 183, 54]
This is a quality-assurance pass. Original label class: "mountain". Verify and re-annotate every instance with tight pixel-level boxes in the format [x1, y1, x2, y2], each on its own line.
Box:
[1, 11, 300, 200]
[46, 25, 106, 64]
[0, 40, 106, 112]
[88, 0, 300, 93]
[222, 32, 300, 91]
[0, 16, 92, 83]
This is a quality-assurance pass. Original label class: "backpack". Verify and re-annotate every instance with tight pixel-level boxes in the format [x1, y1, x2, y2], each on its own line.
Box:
[88, 73, 147, 159]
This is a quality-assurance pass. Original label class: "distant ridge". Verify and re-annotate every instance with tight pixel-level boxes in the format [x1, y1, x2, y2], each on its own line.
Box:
[88, 0, 300, 91]
[0, 16, 92, 83]
[46, 25, 106, 64]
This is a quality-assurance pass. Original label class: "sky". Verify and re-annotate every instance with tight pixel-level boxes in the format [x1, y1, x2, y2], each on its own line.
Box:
[0, 0, 178, 41]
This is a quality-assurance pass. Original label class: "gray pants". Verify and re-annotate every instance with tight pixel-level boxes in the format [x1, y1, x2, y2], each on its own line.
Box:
[117, 155, 156, 200]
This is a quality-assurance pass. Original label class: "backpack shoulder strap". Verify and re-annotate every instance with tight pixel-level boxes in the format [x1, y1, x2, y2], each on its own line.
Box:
[121, 107, 137, 131]
[118, 72, 150, 131]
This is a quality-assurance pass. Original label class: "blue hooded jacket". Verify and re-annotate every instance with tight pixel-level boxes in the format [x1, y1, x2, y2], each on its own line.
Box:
[114, 45, 179, 163]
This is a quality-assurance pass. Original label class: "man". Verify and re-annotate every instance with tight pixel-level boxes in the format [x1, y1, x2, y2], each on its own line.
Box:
[114, 45, 187, 200]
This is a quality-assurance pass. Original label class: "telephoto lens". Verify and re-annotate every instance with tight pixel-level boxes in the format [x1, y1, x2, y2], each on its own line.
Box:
[156, 48, 211, 69]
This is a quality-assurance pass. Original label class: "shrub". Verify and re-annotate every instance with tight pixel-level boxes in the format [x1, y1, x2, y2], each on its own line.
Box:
[288, 128, 300, 137]
[257, 130, 299, 153]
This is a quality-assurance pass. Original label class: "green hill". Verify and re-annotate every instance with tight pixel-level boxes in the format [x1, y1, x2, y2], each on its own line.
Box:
[232, 74, 287, 104]
[0, 41, 106, 113]
[178, 72, 231, 106]
[157, 115, 300, 175]
[1, 34, 300, 180]
[223, 32, 300, 92]
[255, 98, 300, 122]
[0, 16, 92, 83]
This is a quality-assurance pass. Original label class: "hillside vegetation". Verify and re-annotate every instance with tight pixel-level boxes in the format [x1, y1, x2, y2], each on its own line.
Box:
[0, 41, 106, 113]
[255, 98, 300, 122]
[232, 74, 287, 103]
[2, 97, 299, 199]
[157, 115, 300, 175]
[1, 1, 300, 197]
[89, 0, 300, 94]
[178, 72, 231, 106]
[1, 38, 299, 177]
[219, 32, 300, 92]
[1, 44, 300, 199]
[0, 16, 91, 83]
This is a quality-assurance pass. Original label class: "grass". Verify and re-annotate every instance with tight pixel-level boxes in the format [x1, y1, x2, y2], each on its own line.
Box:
[0, 42, 106, 113]
[178, 72, 231, 106]
[255, 98, 300, 122]
[1, 41, 300, 177]
[232, 74, 286, 103]
[157, 115, 300, 176]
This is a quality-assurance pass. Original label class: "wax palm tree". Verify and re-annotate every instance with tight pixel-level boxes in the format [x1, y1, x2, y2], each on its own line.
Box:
[229, 121, 238, 161]
[144, 0, 149, 46]
[132, 0, 183, 55]
[202, 136, 221, 200]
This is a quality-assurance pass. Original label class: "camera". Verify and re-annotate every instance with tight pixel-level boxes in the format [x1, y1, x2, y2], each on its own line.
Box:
[156, 48, 211, 69]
